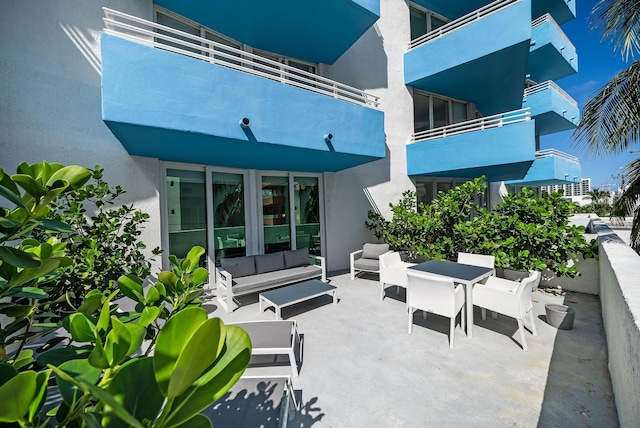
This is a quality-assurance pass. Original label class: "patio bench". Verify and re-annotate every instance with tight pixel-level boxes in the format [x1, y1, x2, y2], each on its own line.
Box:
[216, 248, 326, 312]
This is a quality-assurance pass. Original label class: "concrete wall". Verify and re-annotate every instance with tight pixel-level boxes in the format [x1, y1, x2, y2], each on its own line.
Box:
[1, 0, 163, 274]
[591, 218, 640, 427]
[321, 0, 416, 271]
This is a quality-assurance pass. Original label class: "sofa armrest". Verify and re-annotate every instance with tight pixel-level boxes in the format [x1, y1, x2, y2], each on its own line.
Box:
[310, 255, 327, 282]
[216, 268, 235, 313]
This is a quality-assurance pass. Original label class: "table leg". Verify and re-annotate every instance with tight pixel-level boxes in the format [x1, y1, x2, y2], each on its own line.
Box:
[332, 290, 337, 305]
[276, 306, 281, 320]
[259, 296, 263, 313]
[466, 281, 473, 338]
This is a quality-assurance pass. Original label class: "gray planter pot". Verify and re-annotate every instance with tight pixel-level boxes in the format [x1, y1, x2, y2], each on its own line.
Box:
[545, 304, 575, 330]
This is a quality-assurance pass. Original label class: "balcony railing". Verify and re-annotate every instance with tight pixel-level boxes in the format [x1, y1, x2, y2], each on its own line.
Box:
[531, 13, 576, 52]
[408, 0, 522, 50]
[535, 148, 579, 163]
[524, 80, 578, 107]
[410, 108, 531, 143]
[102, 8, 380, 108]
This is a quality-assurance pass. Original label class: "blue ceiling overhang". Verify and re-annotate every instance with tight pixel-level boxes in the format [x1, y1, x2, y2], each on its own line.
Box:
[407, 120, 536, 182]
[100, 34, 385, 172]
[153, 0, 380, 64]
[506, 153, 581, 186]
[523, 85, 580, 135]
[531, 0, 575, 24]
[404, 0, 531, 116]
[529, 19, 578, 82]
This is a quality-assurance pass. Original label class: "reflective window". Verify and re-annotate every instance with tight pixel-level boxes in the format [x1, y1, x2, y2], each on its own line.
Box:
[212, 172, 246, 264]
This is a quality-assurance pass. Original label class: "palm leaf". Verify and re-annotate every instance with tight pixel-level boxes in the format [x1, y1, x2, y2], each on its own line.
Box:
[591, 0, 640, 61]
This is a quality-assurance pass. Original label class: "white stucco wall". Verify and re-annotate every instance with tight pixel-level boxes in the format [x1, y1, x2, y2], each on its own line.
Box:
[322, 0, 416, 271]
[1, 0, 163, 273]
[591, 218, 640, 427]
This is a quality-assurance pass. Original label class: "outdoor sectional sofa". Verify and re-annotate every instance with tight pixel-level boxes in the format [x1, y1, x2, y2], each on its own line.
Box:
[216, 247, 326, 312]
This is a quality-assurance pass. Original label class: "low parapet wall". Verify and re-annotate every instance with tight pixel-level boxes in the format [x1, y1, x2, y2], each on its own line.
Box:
[591, 217, 640, 427]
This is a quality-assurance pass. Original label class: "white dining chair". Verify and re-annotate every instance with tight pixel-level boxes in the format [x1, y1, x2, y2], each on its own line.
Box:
[457, 252, 495, 269]
[472, 271, 541, 351]
[406, 269, 465, 349]
[379, 252, 416, 302]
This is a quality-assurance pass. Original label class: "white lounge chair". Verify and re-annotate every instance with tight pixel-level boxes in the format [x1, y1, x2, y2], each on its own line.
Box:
[349, 243, 390, 280]
[228, 320, 302, 377]
[406, 270, 466, 349]
[379, 252, 416, 302]
[472, 271, 541, 351]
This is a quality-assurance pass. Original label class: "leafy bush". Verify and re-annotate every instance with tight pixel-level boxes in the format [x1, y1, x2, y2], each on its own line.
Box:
[32, 165, 161, 316]
[367, 179, 597, 277]
[0, 162, 250, 427]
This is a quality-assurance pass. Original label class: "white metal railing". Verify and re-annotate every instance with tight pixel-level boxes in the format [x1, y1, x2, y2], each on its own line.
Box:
[532, 13, 576, 52]
[524, 80, 578, 106]
[102, 8, 380, 108]
[410, 108, 531, 143]
[535, 148, 579, 163]
[408, 0, 522, 50]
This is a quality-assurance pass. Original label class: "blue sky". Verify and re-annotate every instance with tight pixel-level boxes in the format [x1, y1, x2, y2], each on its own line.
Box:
[541, 0, 638, 192]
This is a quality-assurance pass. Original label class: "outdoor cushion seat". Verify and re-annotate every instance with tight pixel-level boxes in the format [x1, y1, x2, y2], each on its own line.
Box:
[232, 265, 324, 295]
[350, 243, 390, 280]
[216, 249, 326, 312]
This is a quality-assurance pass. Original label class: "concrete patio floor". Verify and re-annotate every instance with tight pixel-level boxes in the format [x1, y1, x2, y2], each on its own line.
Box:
[205, 272, 619, 427]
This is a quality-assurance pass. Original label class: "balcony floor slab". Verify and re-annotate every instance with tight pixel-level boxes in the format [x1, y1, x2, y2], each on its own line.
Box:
[207, 272, 619, 426]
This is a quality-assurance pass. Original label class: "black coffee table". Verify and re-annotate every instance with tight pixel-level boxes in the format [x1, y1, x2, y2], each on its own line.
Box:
[259, 279, 337, 319]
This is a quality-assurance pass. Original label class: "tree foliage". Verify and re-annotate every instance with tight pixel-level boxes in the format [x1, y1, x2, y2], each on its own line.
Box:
[367, 179, 597, 277]
[573, 0, 640, 251]
[1, 162, 250, 427]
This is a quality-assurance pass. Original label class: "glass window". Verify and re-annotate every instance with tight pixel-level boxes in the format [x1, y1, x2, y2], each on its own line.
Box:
[436, 182, 453, 195]
[204, 31, 242, 66]
[413, 91, 431, 133]
[262, 176, 291, 254]
[212, 172, 246, 264]
[410, 7, 428, 40]
[431, 15, 447, 31]
[166, 169, 208, 266]
[156, 12, 200, 54]
[432, 97, 449, 129]
[452, 101, 467, 124]
[294, 177, 321, 255]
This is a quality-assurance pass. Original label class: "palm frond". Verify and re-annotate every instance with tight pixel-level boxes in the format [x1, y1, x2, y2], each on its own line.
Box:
[591, 0, 640, 60]
[617, 158, 640, 250]
[571, 60, 640, 156]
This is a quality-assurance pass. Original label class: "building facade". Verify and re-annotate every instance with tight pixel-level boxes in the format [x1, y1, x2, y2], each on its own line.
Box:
[1, 0, 580, 278]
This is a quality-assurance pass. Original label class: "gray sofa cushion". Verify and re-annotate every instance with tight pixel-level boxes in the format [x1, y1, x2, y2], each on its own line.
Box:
[353, 257, 380, 271]
[361, 243, 389, 259]
[221, 255, 256, 278]
[232, 265, 322, 295]
[284, 248, 310, 269]
[255, 252, 286, 274]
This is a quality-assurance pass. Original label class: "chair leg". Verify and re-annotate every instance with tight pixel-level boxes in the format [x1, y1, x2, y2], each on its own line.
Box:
[396, 285, 400, 295]
[517, 318, 528, 351]
[491, 311, 498, 319]
[449, 317, 455, 349]
[481, 308, 487, 321]
[461, 305, 466, 331]
[380, 283, 385, 301]
[422, 310, 427, 319]
[408, 307, 413, 334]
[528, 309, 537, 336]
[350, 266, 355, 280]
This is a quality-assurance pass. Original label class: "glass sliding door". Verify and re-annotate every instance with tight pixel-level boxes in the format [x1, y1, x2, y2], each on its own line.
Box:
[262, 176, 291, 253]
[293, 176, 321, 255]
[166, 169, 208, 266]
[212, 171, 246, 264]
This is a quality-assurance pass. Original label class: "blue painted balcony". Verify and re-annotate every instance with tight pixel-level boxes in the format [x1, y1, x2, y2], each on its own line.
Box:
[410, 1, 489, 20]
[100, 9, 384, 173]
[407, 108, 536, 181]
[506, 149, 581, 186]
[152, 0, 380, 65]
[405, 0, 531, 116]
[523, 80, 579, 136]
[529, 14, 578, 82]
[532, 0, 576, 25]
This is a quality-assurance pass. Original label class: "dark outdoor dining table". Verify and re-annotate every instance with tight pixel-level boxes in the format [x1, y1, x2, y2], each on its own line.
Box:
[409, 259, 495, 338]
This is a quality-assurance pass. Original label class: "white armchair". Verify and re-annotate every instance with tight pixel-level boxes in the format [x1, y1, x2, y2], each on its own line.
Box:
[406, 270, 466, 349]
[349, 243, 390, 280]
[379, 252, 416, 302]
[472, 271, 541, 351]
